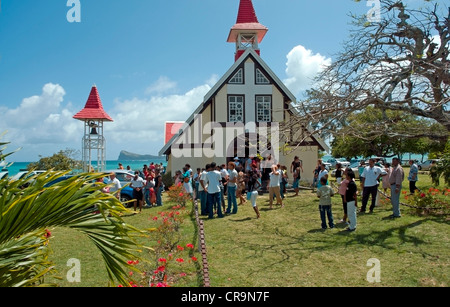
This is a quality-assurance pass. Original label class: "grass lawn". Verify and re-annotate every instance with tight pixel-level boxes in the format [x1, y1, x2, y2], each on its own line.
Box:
[47, 170, 449, 287]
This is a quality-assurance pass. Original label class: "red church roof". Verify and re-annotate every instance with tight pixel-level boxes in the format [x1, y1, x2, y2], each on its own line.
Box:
[165, 122, 185, 144]
[73, 85, 113, 121]
[227, 0, 268, 43]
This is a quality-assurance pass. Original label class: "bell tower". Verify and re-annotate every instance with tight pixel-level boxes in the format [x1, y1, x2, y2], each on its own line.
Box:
[227, 0, 268, 61]
[73, 85, 113, 172]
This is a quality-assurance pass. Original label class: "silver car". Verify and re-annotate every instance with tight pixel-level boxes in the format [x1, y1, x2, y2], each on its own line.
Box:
[0, 171, 9, 180]
[418, 159, 440, 171]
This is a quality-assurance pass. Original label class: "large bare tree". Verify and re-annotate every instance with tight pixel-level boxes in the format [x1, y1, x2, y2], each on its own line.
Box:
[293, 0, 449, 141]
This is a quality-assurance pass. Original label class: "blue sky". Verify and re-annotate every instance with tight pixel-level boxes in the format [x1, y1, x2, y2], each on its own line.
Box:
[0, 0, 419, 161]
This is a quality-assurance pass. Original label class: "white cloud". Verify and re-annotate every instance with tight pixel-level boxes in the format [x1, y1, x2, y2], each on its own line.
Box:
[109, 82, 211, 146]
[1, 76, 214, 161]
[283, 45, 332, 96]
[145, 76, 177, 95]
[0, 83, 83, 161]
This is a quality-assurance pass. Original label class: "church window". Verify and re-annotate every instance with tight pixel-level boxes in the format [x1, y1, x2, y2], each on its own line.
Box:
[229, 68, 243, 84]
[256, 68, 270, 84]
[256, 96, 271, 122]
[228, 96, 244, 122]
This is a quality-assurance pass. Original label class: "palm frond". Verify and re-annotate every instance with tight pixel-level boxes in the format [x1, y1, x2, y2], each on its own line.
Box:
[0, 171, 143, 287]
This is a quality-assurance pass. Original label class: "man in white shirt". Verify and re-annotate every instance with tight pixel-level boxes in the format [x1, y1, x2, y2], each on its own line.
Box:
[317, 163, 329, 189]
[107, 172, 121, 200]
[219, 164, 229, 211]
[205, 162, 224, 219]
[360, 158, 387, 213]
[199, 166, 209, 216]
[226, 161, 238, 214]
[130, 171, 145, 213]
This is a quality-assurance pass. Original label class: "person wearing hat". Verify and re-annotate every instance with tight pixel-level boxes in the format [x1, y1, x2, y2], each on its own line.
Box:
[234, 157, 240, 167]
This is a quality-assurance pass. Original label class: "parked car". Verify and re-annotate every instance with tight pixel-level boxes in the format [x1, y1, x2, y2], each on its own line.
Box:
[331, 162, 361, 179]
[102, 170, 136, 205]
[418, 159, 441, 171]
[11, 169, 47, 181]
[327, 158, 350, 169]
[46, 170, 136, 207]
[0, 170, 8, 180]
[323, 162, 331, 171]
[9, 170, 48, 189]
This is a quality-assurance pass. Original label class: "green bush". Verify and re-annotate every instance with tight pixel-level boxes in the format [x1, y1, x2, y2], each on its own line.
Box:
[162, 171, 173, 190]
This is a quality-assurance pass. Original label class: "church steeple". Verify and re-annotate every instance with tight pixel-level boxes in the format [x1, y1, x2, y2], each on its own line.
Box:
[227, 0, 268, 61]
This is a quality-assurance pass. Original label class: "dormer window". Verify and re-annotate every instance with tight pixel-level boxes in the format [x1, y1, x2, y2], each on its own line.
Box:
[229, 68, 243, 84]
[256, 68, 270, 84]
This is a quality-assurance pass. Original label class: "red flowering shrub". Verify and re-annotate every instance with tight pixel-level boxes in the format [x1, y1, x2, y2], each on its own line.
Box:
[140, 205, 199, 287]
[405, 188, 450, 215]
[166, 183, 192, 207]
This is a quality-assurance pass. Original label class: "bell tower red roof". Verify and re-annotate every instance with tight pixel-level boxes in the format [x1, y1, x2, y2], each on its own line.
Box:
[73, 85, 113, 122]
[227, 0, 268, 44]
[236, 0, 259, 24]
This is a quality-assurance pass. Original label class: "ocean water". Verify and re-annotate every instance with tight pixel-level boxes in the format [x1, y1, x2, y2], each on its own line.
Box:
[2, 159, 167, 177]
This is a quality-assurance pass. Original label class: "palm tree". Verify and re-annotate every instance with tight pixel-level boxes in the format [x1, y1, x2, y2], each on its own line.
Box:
[0, 142, 142, 287]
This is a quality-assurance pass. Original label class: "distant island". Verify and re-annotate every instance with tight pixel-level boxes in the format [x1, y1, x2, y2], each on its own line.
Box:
[118, 150, 164, 161]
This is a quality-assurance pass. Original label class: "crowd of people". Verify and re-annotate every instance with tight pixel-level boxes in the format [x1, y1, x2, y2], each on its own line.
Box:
[318, 158, 423, 232]
[111, 155, 424, 231]
[163, 155, 311, 220]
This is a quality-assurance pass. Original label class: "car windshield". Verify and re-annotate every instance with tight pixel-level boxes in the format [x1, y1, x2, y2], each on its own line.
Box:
[350, 162, 360, 168]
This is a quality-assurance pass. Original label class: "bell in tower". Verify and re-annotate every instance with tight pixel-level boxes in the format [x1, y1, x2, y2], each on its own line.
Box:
[73, 85, 113, 173]
[89, 121, 98, 135]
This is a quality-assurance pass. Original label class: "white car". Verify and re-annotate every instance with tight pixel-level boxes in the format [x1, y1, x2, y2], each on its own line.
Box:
[0, 171, 9, 180]
[418, 159, 440, 171]
[327, 158, 350, 169]
[11, 170, 47, 181]
[330, 162, 361, 179]
[336, 160, 350, 168]
[103, 169, 135, 186]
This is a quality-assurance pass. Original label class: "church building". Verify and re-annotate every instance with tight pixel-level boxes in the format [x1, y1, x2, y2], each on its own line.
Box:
[159, 0, 328, 183]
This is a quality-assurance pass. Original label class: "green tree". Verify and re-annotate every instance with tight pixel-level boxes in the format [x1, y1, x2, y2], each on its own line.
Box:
[330, 108, 445, 159]
[27, 149, 82, 171]
[435, 140, 450, 186]
[0, 141, 142, 287]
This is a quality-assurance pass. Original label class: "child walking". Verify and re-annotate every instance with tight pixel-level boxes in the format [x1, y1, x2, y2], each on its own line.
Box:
[316, 177, 335, 229]
[344, 169, 358, 232]
[338, 168, 349, 224]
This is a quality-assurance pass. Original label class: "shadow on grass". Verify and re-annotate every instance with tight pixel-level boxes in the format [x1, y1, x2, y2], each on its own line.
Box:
[242, 217, 439, 275]
[334, 219, 428, 250]
[229, 217, 253, 222]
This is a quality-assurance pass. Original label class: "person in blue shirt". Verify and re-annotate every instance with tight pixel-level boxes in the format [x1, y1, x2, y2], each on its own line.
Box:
[408, 160, 419, 194]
